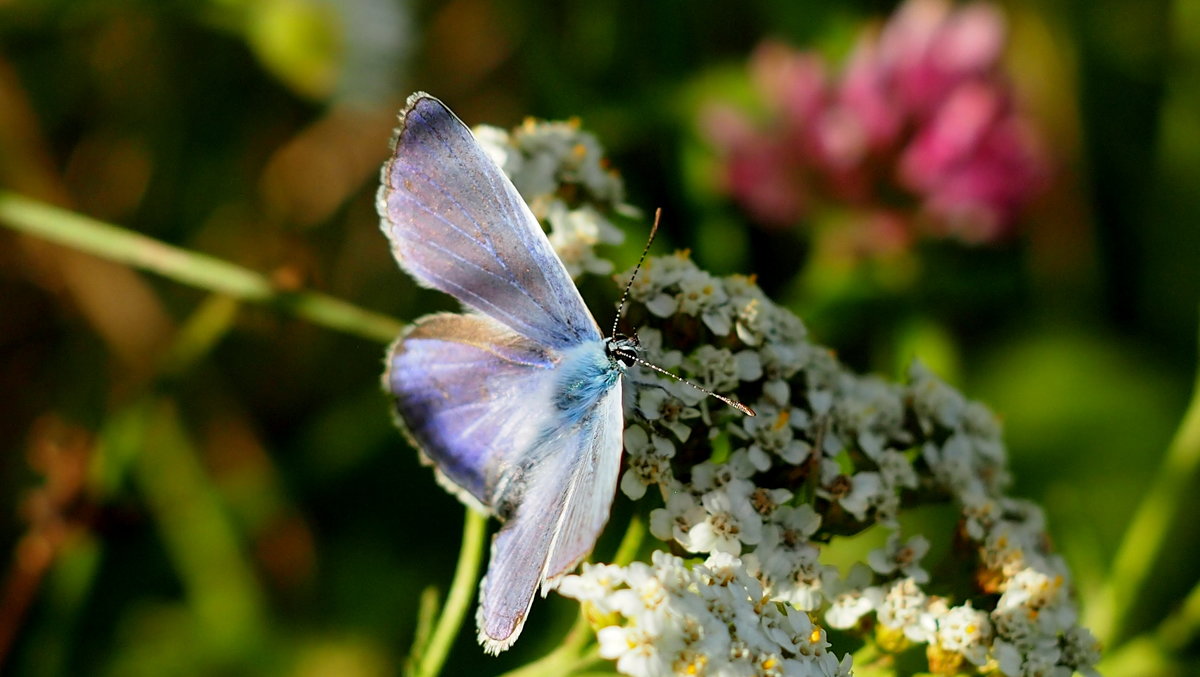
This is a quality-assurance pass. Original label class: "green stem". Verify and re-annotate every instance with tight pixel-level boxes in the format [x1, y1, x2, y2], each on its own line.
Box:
[406, 586, 440, 676]
[611, 514, 646, 566]
[134, 399, 269, 655]
[1091, 311, 1200, 646]
[410, 509, 488, 677]
[496, 612, 597, 677]
[1154, 564, 1200, 651]
[0, 191, 403, 344]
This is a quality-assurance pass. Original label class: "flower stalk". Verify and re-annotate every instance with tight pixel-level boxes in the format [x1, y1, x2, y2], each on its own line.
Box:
[1091, 310, 1200, 647]
[407, 509, 488, 677]
[0, 191, 404, 344]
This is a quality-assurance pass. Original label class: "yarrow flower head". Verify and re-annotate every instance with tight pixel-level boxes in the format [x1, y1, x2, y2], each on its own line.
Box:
[703, 0, 1048, 250]
[490, 105, 1097, 677]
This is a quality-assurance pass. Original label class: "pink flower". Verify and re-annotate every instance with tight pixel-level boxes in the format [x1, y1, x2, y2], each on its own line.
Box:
[751, 42, 827, 125]
[705, 0, 1047, 248]
[900, 81, 1047, 242]
[702, 104, 808, 227]
[879, 0, 1006, 114]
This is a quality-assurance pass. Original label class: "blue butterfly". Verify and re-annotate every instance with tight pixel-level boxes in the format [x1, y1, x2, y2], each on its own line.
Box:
[377, 92, 749, 653]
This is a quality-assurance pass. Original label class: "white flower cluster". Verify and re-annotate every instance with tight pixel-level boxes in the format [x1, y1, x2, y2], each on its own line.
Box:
[566, 252, 1100, 676]
[559, 550, 853, 677]
[473, 118, 630, 277]
[490, 118, 1101, 677]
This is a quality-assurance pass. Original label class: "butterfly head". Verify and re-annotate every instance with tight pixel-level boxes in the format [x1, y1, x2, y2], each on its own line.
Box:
[604, 334, 640, 370]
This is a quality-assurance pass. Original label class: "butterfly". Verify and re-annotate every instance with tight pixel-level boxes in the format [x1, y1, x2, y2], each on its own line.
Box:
[376, 92, 751, 653]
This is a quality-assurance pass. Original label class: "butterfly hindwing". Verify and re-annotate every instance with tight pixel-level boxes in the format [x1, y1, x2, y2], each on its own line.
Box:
[477, 381, 624, 653]
[385, 313, 560, 508]
[377, 93, 601, 349]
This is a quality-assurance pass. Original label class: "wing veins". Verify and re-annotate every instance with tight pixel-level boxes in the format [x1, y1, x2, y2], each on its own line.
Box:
[391, 170, 561, 323]
[407, 259, 552, 340]
[418, 120, 571, 329]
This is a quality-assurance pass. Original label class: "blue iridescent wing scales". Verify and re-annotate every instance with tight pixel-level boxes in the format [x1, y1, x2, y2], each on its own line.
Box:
[377, 93, 601, 349]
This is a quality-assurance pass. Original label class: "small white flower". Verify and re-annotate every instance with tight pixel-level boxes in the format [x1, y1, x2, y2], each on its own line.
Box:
[689, 346, 762, 393]
[649, 549, 695, 595]
[808, 388, 834, 416]
[557, 562, 627, 611]
[618, 252, 694, 316]
[825, 586, 879, 630]
[923, 434, 987, 499]
[824, 564, 879, 631]
[1017, 639, 1068, 677]
[621, 425, 676, 499]
[933, 602, 992, 666]
[745, 406, 813, 466]
[1060, 626, 1102, 675]
[836, 471, 884, 522]
[867, 533, 931, 584]
[762, 379, 791, 407]
[649, 491, 707, 544]
[676, 268, 734, 335]
[759, 343, 806, 383]
[963, 400, 1006, 463]
[610, 561, 671, 617]
[637, 383, 700, 442]
[822, 652, 855, 677]
[632, 327, 682, 370]
[756, 545, 834, 610]
[780, 608, 829, 658]
[691, 450, 758, 495]
[764, 504, 822, 547]
[991, 639, 1024, 675]
[748, 486, 794, 517]
[597, 614, 682, 677]
[685, 488, 764, 555]
[835, 376, 906, 461]
[545, 202, 623, 277]
[1000, 567, 1065, 611]
[960, 490, 1000, 540]
[721, 639, 759, 677]
[908, 361, 967, 431]
[506, 117, 626, 206]
[670, 647, 714, 677]
[875, 578, 931, 643]
[877, 449, 918, 490]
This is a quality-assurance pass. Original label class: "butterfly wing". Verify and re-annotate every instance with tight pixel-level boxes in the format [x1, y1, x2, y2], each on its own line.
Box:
[385, 313, 559, 508]
[377, 92, 601, 349]
[477, 380, 624, 654]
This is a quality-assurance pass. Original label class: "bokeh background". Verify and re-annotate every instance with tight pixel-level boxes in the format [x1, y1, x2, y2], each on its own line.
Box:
[0, 0, 1197, 675]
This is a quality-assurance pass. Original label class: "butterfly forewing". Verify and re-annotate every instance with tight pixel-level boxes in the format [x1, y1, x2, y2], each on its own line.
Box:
[377, 93, 602, 348]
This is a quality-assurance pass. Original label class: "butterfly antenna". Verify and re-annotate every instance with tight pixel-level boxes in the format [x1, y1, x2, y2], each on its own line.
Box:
[626, 354, 756, 417]
[611, 208, 662, 338]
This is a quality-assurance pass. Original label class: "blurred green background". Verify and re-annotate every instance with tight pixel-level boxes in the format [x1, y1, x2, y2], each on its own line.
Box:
[0, 0, 1197, 675]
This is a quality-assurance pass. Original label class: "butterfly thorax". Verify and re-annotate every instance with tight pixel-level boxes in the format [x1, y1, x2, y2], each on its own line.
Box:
[551, 341, 625, 426]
